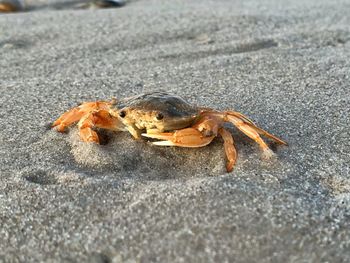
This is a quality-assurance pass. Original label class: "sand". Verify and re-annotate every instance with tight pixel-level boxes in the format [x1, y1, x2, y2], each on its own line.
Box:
[1, 0, 350, 262]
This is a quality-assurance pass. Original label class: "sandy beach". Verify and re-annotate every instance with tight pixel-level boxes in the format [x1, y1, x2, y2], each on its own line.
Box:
[1, 0, 350, 261]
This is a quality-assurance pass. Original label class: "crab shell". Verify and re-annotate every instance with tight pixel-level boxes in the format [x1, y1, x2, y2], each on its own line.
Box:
[113, 92, 201, 135]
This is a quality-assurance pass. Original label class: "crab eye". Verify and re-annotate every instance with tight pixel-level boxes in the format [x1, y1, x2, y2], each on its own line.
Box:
[119, 111, 126, 118]
[156, 112, 164, 120]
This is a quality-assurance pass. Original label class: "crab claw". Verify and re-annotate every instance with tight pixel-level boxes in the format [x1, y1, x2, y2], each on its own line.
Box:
[142, 128, 215, 147]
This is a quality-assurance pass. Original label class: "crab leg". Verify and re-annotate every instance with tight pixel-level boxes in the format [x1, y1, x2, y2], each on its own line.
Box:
[246, 124, 287, 146]
[202, 111, 287, 146]
[142, 128, 215, 147]
[226, 115, 276, 159]
[78, 109, 125, 143]
[52, 101, 114, 132]
[199, 111, 287, 158]
[79, 127, 100, 143]
[226, 111, 287, 145]
[218, 128, 237, 172]
[52, 107, 85, 132]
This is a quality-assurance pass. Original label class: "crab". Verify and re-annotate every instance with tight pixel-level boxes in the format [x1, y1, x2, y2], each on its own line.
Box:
[52, 91, 287, 172]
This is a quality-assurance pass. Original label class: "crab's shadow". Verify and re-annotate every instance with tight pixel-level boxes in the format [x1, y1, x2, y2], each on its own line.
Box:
[68, 129, 227, 180]
[64, 127, 284, 181]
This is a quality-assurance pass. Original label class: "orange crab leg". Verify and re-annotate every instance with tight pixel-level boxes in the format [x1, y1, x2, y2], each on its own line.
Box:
[143, 119, 238, 172]
[52, 101, 111, 132]
[52, 101, 114, 132]
[77, 109, 125, 143]
[52, 108, 85, 132]
[199, 111, 287, 158]
[0, 2, 18, 12]
[225, 114, 276, 159]
[218, 128, 237, 172]
[201, 110, 287, 146]
[79, 127, 100, 143]
[142, 128, 215, 147]
[246, 123, 287, 146]
[225, 111, 287, 145]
